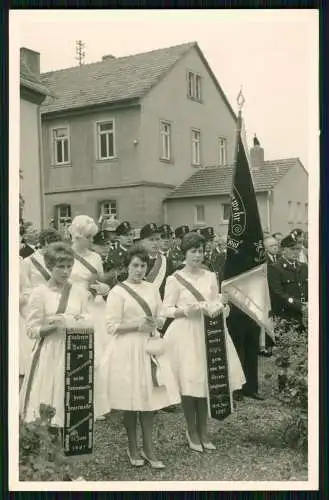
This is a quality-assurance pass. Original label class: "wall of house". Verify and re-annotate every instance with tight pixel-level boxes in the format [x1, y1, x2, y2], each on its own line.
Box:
[164, 191, 269, 235]
[270, 163, 308, 234]
[42, 106, 142, 192]
[140, 46, 237, 186]
[20, 97, 43, 228]
[45, 184, 171, 228]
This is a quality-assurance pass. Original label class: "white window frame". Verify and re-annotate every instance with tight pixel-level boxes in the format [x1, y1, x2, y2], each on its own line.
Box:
[99, 200, 118, 219]
[222, 203, 231, 222]
[191, 129, 201, 166]
[219, 137, 227, 166]
[195, 204, 205, 225]
[288, 201, 294, 223]
[160, 121, 172, 161]
[55, 204, 71, 232]
[51, 125, 71, 166]
[95, 119, 116, 160]
[296, 201, 302, 223]
[304, 202, 308, 223]
[188, 71, 202, 100]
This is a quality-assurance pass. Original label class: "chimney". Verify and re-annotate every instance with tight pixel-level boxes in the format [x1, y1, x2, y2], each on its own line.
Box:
[20, 47, 40, 77]
[250, 134, 264, 170]
[102, 54, 116, 61]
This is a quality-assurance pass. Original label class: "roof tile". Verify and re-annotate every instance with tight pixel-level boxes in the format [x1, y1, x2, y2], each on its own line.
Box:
[166, 159, 301, 199]
[40, 42, 195, 114]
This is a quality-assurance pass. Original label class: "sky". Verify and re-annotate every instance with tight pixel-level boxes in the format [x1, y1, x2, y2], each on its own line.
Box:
[11, 9, 318, 170]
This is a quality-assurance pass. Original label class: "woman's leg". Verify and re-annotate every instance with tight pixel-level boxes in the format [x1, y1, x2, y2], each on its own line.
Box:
[122, 411, 138, 458]
[195, 397, 210, 443]
[181, 395, 200, 445]
[139, 411, 159, 460]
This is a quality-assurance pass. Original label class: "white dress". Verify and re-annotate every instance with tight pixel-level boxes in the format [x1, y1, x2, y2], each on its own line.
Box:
[19, 251, 49, 375]
[19, 283, 91, 426]
[69, 250, 108, 365]
[163, 269, 245, 398]
[96, 281, 181, 413]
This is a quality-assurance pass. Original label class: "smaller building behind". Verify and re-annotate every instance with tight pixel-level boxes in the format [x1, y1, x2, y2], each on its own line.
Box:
[163, 138, 308, 236]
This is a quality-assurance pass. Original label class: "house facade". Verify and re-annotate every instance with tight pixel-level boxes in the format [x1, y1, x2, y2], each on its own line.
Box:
[164, 140, 308, 236]
[20, 47, 49, 229]
[40, 42, 237, 230]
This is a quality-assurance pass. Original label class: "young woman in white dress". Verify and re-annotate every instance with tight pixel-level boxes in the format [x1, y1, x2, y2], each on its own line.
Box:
[19, 228, 63, 376]
[68, 215, 111, 421]
[97, 246, 180, 469]
[19, 242, 92, 427]
[163, 232, 245, 452]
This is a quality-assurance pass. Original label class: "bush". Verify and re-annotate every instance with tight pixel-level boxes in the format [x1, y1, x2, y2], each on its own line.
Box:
[273, 318, 308, 451]
[19, 404, 74, 481]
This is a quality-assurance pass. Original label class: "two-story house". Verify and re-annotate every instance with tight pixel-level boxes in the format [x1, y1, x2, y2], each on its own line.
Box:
[40, 42, 237, 230]
[20, 47, 49, 228]
[163, 137, 308, 236]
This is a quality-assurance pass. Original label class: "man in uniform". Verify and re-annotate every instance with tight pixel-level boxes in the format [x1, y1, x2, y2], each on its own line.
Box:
[290, 228, 308, 264]
[268, 234, 308, 333]
[159, 224, 174, 257]
[104, 221, 134, 286]
[258, 235, 280, 356]
[139, 223, 169, 299]
[167, 225, 189, 274]
[207, 233, 227, 290]
[200, 226, 215, 268]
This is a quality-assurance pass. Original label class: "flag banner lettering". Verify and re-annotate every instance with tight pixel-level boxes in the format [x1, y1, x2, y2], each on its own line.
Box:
[222, 115, 273, 333]
[204, 313, 232, 420]
[64, 328, 94, 456]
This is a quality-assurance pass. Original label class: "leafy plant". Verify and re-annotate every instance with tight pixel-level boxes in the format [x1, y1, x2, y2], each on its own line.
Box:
[19, 404, 75, 481]
[273, 318, 308, 451]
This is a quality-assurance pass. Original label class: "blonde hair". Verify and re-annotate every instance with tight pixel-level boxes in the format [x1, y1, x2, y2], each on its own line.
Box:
[68, 215, 98, 240]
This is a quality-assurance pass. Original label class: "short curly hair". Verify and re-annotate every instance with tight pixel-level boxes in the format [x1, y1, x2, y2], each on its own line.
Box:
[123, 244, 150, 268]
[38, 228, 63, 248]
[68, 215, 98, 239]
[181, 232, 205, 256]
[43, 242, 74, 271]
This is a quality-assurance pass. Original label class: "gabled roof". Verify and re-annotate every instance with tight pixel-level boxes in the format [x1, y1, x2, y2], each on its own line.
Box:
[165, 158, 305, 199]
[20, 52, 49, 96]
[40, 42, 236, 119]
[40, 42, 195, 114]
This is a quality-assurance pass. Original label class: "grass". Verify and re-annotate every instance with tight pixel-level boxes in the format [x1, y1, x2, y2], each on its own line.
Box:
[70, 354, 308, 482]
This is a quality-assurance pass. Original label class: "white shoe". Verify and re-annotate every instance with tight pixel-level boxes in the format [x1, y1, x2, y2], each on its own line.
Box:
[96, 415, 106, 421]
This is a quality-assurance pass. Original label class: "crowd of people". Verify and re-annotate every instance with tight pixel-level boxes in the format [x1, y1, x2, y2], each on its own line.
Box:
[18, 215, 308, 469]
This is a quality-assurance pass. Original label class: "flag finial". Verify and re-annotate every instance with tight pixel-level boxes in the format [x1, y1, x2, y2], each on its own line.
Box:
[237, 86, 245, 112]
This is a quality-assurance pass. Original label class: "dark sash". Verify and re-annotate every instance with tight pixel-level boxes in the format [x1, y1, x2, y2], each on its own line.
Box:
[118, 282, 160, 388]
[30, 255, 51, 281]
[145, 254, 162, 283]
[64, 326, 94, 456]
[73, 252, 98, 277]
[22, 282, 72, 417]
[174, 272, 232, 421]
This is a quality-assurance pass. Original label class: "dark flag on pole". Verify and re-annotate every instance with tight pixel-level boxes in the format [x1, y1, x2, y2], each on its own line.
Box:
[222, 93, 273, 336]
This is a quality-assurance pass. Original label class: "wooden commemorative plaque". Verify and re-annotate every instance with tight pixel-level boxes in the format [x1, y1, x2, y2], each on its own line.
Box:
[204, 314, 232, 420]
[63, 327, 94, 456]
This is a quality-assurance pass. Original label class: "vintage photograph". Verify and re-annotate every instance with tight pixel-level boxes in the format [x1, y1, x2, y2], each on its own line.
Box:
[9, 9, 318, 490]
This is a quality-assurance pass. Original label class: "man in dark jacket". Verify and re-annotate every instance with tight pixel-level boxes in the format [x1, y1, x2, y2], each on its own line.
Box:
[267, 234, 308, 333]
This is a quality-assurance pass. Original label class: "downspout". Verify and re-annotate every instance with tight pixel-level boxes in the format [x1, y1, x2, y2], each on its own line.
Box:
[37, 104, 46, 229]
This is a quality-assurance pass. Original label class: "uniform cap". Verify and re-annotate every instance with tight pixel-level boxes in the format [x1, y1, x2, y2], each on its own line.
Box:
[201, 226, 215, 241]
[140, 223, 160, 240]
[159, 224, 173, 238]
[290, 228, 303, 239]
[281, 235, 298, 249]
[116, 221, 132, 236]
[175, 225, 190, 238]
